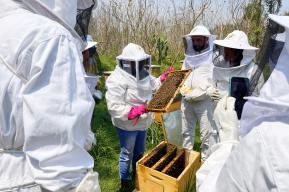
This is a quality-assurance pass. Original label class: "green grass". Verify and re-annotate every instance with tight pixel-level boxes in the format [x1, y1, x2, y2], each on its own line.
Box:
[90, 99, 120, 191]
[98, 55, 117, 73]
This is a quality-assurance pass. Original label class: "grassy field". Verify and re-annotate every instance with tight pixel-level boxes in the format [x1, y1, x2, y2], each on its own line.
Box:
[90, 55, 200, 191]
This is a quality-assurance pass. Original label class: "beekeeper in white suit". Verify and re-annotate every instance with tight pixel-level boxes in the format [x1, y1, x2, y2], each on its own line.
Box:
[197, 14, 289, 191]
[180, 25, 217, 160]
[0, 0, 100, 191]
[212, 30, 260, 97]
[106, 43, 172, 190]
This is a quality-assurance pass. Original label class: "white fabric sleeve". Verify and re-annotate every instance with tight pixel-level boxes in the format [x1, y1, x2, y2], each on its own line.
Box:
[22, 35, 95, 192]
[105, 74, 131, 121]
[75, 171, 101, 192]
[196, 141, 238, 192]
[181, 72, 208, 101]
[215, 127, 277, 192]
[198, 126, 278, 192]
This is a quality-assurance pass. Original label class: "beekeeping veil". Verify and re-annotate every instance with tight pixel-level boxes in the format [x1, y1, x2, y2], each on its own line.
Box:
[239, 14, 289, 136]
[75, 0, 97, 40]
[214, 30, 258, 68]
[183, 25, 215, 69]
[117, 43, 151, 81]
[248, 15, 287, 96]
[212, 30, 258, 94]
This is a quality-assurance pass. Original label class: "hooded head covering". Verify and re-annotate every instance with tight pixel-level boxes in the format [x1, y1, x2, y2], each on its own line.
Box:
[116, 43, 151, 81]
[183, 25, 215, 69]
[213, 30, 258, 68]
[22, 0, 95, 50]
[240, 15, 289, 136]
[212, 30, 259, 94]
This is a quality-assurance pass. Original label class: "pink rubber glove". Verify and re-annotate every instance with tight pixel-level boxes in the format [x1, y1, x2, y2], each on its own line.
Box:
[128, 105, 147, 120]
[160, 66, 174, 82]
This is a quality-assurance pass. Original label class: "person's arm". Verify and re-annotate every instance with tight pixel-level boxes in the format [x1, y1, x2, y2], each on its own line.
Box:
[197, 97, 278, 192]
[105, 73, 131, 121]
[180, 72, 218, 102]
[197, 96, 239, 191]
[22, 35, 98, 191]
[196, 141, 238, 192]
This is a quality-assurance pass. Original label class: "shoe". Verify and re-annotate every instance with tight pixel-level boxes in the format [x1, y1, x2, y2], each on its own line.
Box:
[131, 171, 136, 181]
[118, 180, 130, 192]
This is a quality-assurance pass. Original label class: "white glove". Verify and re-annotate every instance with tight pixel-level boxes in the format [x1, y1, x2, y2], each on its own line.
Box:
[214, 96, 239, 142]
[84, 130, 96, 151]
[206, 87, 221, 101]
[93, 90, 102, 99]
[180, 85, 206, 102]
[76, 171, 101, 192]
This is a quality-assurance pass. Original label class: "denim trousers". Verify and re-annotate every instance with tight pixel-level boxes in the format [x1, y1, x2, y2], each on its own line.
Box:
[116, 128, 146, 181]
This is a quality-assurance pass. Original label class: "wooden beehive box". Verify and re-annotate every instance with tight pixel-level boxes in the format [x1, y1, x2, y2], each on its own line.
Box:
[147, 70, 191, 112]
[136, 142, 201, 192]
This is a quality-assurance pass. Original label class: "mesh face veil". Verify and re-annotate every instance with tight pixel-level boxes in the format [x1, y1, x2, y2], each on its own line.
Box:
[75, 0, 96, 40]
[183, 36, 210, 55]
[118, 57, 151, 81]
[249, 18, 286, 96]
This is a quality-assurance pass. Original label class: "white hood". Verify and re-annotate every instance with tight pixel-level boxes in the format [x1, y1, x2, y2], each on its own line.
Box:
[22, 0, 77, 28]
[240, 15, 289, 136]
[34, 0, 77, 28]
[183, 44, 214, 70]
[183, 33, 215, 69]
[21, 0, 93, 50]
[117, 43, 150, 61]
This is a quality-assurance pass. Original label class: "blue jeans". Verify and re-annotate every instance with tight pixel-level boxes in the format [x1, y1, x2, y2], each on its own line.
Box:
[116, 128, 146, 181]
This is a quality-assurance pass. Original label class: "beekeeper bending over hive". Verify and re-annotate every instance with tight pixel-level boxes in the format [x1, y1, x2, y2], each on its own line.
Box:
[0, 0, 100, 191]
[197, 14, 289, 192]
[105, 43, 173, 190]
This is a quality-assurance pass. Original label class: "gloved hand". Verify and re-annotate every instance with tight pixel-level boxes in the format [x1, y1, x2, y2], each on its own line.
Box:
[180, 85, 208, 102]
[180, 85, 193, 96]
[214, 96, 239, 142]
[75, 171, 101, 192]
[128, 105, 147, 120]
[206, 86, 221, 101]
[160, 66, 174, 82]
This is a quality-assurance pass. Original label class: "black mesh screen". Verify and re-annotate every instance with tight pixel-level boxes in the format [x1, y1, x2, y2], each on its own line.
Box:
[75, 0, 95, 40]
[249, 19, 285, 95]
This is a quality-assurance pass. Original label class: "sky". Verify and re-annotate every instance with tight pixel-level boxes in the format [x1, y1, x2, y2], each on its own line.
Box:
[96, 0, 289, 26]
[280, 0, 289, 14]
[171, 0, 289, 15]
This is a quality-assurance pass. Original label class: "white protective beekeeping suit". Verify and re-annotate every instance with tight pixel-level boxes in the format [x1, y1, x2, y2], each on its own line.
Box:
[106, 43, 161, 131]
[197, 15, 289, 192]
[0, 0, 100, 191]
[180, 25, 216, 161]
